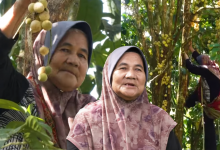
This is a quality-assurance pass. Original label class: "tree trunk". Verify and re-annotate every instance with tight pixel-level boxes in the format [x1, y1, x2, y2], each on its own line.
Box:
[174, 0, 191, 146]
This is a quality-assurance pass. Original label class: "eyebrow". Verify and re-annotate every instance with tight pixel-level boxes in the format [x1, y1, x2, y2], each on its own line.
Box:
[118, 62, 144, 68]
[59, 42, 88, 54]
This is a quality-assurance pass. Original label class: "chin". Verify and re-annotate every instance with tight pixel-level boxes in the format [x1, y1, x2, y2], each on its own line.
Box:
[56, 80, 78, 92]
[59, 85, 77, 92]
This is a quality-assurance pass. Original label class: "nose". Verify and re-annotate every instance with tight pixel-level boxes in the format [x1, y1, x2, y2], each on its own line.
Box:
[125, 69, 136, 79]
[66, 53, 79, 67]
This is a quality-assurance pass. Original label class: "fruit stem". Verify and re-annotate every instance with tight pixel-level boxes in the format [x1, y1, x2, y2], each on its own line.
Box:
[13, 16, 27, 39]
[47, 29, 52, 65]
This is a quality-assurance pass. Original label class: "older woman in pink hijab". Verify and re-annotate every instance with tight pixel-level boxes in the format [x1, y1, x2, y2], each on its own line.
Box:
[67, 46, 181, 150]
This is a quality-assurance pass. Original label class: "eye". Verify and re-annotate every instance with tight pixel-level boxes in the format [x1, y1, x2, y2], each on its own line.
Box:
[136, 68, 142, 71]
[60, 49, 69, 53]
[78, 53, 86, 59]
[119, 67, 126, 70]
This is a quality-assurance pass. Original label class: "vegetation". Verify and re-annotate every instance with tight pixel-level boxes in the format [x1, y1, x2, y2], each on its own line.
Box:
[122, 0, 220, 149]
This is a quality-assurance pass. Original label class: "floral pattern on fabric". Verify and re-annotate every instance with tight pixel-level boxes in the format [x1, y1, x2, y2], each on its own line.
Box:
[67, 54, 177, 150]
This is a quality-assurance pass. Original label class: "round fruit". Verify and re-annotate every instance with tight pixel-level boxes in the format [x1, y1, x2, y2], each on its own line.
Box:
[37, 66, 46, 75]
[30, 20, 42, 33]
[38, 73, 48, 82]
[39, 0, 48, 8]
[39, 46, 49, 56]
[25, 18, 32, 25]
[39, 11, 50, 21]
[34, 2, 45, 13]
[149, 72, 153, 76]
[28, 3, 35, 13]
[45, 66, 52, 75]
[42, 20, 52, 30]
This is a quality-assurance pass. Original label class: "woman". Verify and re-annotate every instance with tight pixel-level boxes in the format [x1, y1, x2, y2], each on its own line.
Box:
[184, 42, 220, 150]
[0, 0, 96, 149]
[67, 46, 181, 150]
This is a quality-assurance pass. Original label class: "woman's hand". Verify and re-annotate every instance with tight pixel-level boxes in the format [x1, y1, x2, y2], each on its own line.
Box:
[189, 41, 195, 53]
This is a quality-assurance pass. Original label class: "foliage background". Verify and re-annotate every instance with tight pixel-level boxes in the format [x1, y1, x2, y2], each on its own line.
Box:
[121, 0, 220, 149]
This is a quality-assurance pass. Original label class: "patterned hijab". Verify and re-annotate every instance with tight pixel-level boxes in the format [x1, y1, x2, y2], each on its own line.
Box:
[67, 46, 177, 150]
[27, 21, 96, 149]
[197, 54, 220, 80]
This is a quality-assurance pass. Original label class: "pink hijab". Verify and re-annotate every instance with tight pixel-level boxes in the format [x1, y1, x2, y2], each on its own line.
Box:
[27, 21, 96, 149]
[67, 46, 177, 150]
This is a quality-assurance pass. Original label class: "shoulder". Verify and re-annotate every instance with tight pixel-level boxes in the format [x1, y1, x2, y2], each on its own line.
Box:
[147, 104, 177, 126]
[75, 100, 102, 121]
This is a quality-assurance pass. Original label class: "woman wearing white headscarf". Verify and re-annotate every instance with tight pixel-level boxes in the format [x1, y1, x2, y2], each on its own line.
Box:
[67, 46, 181, 150]
[0, 0, 96, 149]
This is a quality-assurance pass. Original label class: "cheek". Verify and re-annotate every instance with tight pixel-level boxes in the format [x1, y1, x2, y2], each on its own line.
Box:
[111, 72, 121, 92]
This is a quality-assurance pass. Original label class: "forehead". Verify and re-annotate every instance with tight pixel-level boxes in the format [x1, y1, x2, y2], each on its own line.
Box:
[116, 52, 144, 66]
[59, 29, 88, 44]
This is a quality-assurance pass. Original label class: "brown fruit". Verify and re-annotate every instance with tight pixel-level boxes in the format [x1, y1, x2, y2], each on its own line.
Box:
[34, 2, 45, 13]
[39, 0, 48, 8]
[42, 20, 52, 30]
[38, 73, 48, 82]
[39, 46, 49, 56]
[39, 11, 50, 21]
[28, 3, 35, 13]
[45, 66, 52, 75]
[30, 20, 42, 33]
[37, 66, 46, 75]
[25, 18, 32, 25]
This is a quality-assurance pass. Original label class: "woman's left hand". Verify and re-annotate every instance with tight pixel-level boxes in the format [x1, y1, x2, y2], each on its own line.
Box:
[183, 53, 189, 60]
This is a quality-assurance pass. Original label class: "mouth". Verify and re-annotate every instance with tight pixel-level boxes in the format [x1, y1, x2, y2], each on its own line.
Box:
[61, 70, 75, 76]
[124, 83, 135, 86]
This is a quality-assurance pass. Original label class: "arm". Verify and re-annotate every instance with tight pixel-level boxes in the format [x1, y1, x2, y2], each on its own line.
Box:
[188, 41, 201, 62]
[185, 59, 210, 77]
[166, 130, 181, 150]
[0, 31, 29, 110]
[185, 89, 199, 108]
[0, 0, 30, 39]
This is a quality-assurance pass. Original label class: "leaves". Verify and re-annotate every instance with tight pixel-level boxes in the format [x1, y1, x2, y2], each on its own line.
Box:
[76, 0, 103, 35]
[0, 99, 26, 114]
[0, 99, 59, 149]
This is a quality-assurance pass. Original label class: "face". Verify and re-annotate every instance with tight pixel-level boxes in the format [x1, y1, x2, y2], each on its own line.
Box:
[202, 55, 211, 65]
[48, 29, 88, 92]
[111, 52, 146, 101]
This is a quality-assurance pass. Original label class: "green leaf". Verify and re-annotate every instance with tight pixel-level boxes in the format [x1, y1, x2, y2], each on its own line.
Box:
[80, 74, 95, 94]
[27, 103, 34, 115]
[76, 0, 103, 35]
[209, 43, 220, 48]
[38, 121, 52, 136]
[24, 116, 42, 132]
[94, 65, 103, 97]
[211, 47, 220, 53]
[5, 121, 24, 129]
[23, 133, 44, 149]
[0, 99, 26, 114]
[0, 132, 10, 148]
[0, 124, 26, 148]
[93, 31, 107, 43]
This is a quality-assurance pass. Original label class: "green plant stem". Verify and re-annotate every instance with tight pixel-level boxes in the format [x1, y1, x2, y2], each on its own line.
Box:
[47, 30, 52, 65]
[1, 142, 27, 149]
